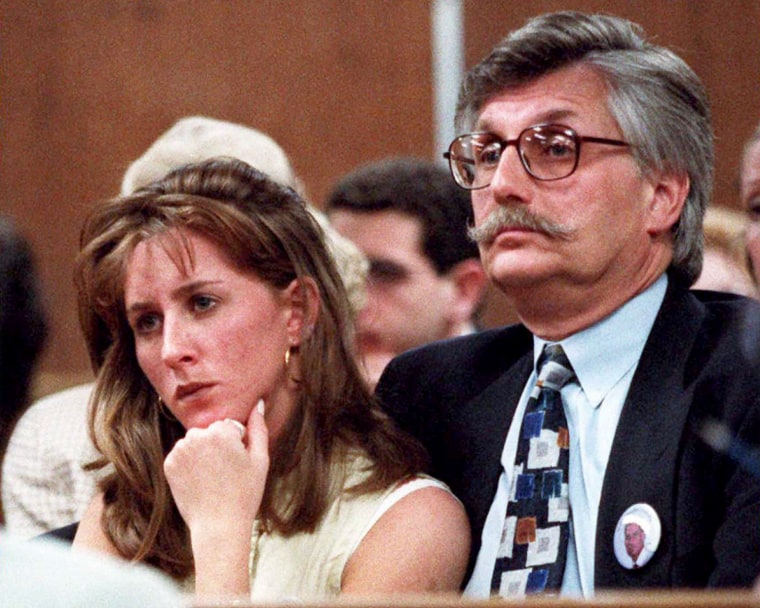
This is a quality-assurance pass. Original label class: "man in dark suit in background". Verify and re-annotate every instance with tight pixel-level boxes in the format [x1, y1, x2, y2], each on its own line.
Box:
[326, 158, 487, 388]
[377, 10, 760, 597]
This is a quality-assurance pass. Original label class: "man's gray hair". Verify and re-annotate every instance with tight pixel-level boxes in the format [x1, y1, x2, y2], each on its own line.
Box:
[455, 11, 713, 286]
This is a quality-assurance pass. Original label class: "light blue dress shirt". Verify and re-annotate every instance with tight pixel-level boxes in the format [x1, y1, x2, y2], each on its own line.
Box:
[464, 274, 667, 598]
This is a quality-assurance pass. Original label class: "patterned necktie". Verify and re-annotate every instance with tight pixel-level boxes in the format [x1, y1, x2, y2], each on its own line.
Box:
[491, 343, 575, 597]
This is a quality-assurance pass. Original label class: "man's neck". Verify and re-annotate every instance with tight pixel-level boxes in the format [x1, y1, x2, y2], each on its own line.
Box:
[508, 272, 666, 341]
[449, 319, 478, 338]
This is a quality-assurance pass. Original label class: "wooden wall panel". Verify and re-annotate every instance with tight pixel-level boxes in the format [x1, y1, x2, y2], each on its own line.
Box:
[1, 1, 758, 388]
[1, 1, 433, 386]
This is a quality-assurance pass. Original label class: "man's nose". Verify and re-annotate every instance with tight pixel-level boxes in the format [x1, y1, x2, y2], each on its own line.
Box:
[357, 290, 383, 329]
[488, 146, 532, 200]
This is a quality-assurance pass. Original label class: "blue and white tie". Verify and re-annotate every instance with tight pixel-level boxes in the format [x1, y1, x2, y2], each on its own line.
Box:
[491, 344, 575, 596]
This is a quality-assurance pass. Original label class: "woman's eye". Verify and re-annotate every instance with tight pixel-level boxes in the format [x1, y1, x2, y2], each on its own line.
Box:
[134, 314, 161, 334]
[192, 294, 217, 313]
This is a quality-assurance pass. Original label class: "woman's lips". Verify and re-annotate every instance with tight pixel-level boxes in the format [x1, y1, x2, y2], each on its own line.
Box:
[175, 382, 214, 401]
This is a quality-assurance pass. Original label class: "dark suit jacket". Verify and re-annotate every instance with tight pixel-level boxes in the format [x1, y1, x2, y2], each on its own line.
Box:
[376, 281, 760, 589]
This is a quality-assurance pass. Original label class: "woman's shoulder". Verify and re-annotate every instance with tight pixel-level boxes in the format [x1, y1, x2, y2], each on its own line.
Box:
[380, 475, 466, 531]
[342, 471, 466, 556]
[341, 473, 470, 592]
[371, 474, 457, 519]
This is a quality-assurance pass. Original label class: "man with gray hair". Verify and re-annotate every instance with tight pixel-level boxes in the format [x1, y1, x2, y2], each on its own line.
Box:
[377, 10, 760, 596]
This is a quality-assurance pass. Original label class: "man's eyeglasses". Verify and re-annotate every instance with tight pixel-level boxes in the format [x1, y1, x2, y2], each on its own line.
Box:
[443, 123, 630, 190]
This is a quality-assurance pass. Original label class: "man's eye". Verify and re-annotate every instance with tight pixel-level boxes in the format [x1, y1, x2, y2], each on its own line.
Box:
[542, 138, 574, 159]
[368, 260, 408, 284]
[476, 142, 503, 166]
[747, 199, 760, 221]
[192, 295, 217, 312]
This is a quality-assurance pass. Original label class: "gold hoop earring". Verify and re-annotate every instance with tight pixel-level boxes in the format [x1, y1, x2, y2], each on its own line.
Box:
[157, 395, 177, 422]
[284, 345, 301, 384]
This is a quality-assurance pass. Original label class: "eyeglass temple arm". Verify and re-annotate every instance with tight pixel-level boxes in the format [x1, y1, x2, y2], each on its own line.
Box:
[442, 151, 475, 164]
[580, 136, 629, 147]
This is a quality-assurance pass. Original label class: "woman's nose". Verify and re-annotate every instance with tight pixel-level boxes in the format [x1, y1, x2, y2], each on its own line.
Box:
[160, 316, 196, 367]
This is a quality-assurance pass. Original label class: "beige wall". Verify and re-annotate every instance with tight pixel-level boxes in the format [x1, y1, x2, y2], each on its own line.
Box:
[2, 1, 759, 393]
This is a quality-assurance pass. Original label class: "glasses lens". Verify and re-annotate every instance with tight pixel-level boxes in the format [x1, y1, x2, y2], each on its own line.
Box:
[520, 125, 578, 180]
[447, 137, 476, 188]
[448, 134, 501, 189]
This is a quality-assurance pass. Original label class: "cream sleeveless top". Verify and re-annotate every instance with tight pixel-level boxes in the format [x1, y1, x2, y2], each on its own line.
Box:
[248, 458, 452, 600]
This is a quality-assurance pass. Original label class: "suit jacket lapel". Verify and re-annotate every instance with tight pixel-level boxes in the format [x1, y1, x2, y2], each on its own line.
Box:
[454, 350, 534, 543]
[595, 284, 705, 588]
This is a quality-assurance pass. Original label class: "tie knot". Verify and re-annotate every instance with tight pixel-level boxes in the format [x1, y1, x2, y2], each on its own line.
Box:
[536, 344, 575, 390]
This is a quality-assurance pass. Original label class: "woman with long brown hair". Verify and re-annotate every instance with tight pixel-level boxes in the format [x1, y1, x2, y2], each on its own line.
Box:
[72, 158, 468, 602]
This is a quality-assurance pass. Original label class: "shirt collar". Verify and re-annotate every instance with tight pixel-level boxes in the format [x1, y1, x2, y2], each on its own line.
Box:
[533, 274, 668, 408]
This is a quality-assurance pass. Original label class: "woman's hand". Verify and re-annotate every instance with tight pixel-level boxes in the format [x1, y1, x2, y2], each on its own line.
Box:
[164, 399, 269, 531]
[164, 399, 269, 599]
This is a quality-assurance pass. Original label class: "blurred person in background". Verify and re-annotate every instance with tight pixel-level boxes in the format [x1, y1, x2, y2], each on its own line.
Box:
[326, 157, 487, 387]
[0, 216, 47, 514]
[692, 205, 756, 297]
[741, 120, 760, 284]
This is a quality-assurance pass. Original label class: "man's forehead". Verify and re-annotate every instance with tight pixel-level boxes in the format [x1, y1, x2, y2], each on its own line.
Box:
[475, 107, 581, 133]
[331, 208, 426, 253]
[473, 64, 611, 133]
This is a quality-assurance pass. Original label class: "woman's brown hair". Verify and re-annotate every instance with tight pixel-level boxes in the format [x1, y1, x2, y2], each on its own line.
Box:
[75, 158, 427, 579]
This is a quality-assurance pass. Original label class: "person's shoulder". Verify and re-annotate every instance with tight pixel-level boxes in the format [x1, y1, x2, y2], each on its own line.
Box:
[8, 382, 94, 451]
[15, 382, 94, 430]
[0, 530, 185, 607]
[341, 477, 470, 593]
[689, 287, 760, 309]
[686, 289, 760, 341]
[376, 324, 532, 415]
[383, 479, 469, 539]
[671, 289, 760, 395]
[380, 323, 529, 386]
[391, 324, 530, 370]
[29, 382, 95, 413]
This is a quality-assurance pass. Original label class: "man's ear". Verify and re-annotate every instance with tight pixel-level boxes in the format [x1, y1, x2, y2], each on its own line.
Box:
[646, 171, 690, 236]
[283, 277, 320, 345]
[446, 258, 488, 326]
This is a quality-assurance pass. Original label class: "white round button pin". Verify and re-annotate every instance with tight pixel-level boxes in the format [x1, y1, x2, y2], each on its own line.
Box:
[613, 503, 661, 570]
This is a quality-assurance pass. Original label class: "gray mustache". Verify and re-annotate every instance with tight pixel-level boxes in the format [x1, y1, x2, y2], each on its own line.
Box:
[468, 205, 574, 243]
